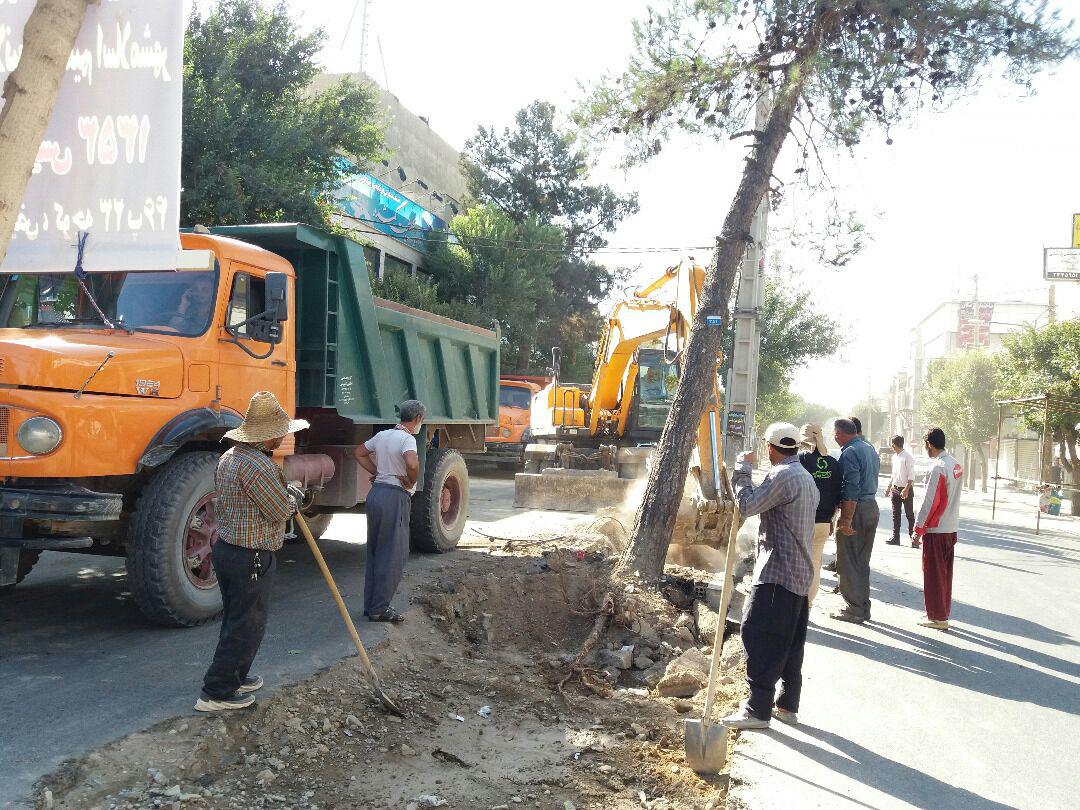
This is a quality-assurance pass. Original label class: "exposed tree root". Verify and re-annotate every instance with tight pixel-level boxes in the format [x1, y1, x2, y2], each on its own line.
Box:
[558, 589, 616, 702]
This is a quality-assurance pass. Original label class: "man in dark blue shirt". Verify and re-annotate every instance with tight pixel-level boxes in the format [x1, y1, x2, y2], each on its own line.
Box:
[832, 417, 880, 623]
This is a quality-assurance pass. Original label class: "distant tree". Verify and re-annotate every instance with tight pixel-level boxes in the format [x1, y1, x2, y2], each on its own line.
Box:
[463, 101, 638, 378]
[181, 0, 384, 226]
[996, 321, 1080, 510]
[921, 352, 999, 490]
[412, 205, 567, 375]
[579, 0, 1078, 580]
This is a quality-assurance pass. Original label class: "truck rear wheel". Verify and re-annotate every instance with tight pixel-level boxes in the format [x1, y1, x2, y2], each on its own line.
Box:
[0, 549, 41, 593]
[411, 448, 469, 553]
[295, 512, 333, 542]
[126, 451, 223, 627]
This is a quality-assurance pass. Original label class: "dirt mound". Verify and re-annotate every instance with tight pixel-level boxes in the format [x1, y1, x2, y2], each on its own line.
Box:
[36, 547, 743, 810]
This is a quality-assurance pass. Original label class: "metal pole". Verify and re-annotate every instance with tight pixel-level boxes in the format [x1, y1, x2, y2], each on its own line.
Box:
[992, 402, 1003, 521]
[1037, 393, 1050, 536]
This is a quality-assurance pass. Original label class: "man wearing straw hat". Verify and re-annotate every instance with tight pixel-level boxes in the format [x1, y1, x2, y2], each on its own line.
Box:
[195, 391, 307, 712]
[797, 423, 841, 605]
[354, 399, 426, 624]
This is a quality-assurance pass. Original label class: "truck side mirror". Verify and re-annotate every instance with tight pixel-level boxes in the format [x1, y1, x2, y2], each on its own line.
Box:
[265, 272, 289, 322]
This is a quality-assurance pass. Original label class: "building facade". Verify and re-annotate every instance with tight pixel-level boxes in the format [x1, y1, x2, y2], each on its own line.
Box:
[887, 298, 1050, 444]
[312, 72, 467, 279]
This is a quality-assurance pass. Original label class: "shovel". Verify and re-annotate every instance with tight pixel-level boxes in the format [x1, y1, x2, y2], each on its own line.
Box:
[684, 425, 742, 774]
[293, 512, 405, 716]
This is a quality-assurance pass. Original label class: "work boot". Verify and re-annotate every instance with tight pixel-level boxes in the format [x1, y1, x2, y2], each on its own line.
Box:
[237, 675, 264, 695]
[194, 692, 256, 713]
[368, 608, 405, 623]
[772, 707, 798, 725]
[911, 538, 921, 549]
[830, 610, 866, 624]
[886, 537, 901, 545]
[823, 560, 837, 572]
[722, 705, 770, 730]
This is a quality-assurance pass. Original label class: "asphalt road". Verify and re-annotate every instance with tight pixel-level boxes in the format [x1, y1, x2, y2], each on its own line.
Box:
[0, 470, 521, 808]
[728, 489, 1080, 810]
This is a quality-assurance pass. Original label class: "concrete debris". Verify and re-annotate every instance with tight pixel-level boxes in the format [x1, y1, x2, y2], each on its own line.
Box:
[477, 705, 492, 717]
[345, 714, 361, 729]
[633, 654, 655, 670]
[42, 789, 53, 810]
[656, 670, 706, 698]
[255, 768, 277, 786]
[641, 662, 668, 688]
[400, 743, 417, 757]
[693, 602, 720, 645]
[674, 612, 694, 630]
[667, 647, 710, 677]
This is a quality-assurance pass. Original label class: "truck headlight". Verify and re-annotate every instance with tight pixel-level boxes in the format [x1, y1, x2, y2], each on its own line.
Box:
[18, 416, 62, 455]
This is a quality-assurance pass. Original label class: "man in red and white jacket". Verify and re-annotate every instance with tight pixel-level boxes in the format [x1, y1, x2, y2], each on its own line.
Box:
[913, 427, 963, 630]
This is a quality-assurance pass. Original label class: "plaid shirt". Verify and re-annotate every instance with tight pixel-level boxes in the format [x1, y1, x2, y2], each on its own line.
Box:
[732, 456, 819, 597]
[215, 443, 294, 551]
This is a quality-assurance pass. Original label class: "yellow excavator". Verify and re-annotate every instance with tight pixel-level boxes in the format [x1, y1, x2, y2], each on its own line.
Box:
[514, 259, 733, 549]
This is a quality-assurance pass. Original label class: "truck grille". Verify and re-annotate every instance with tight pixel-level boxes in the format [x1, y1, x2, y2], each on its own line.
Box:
[0, 406, 8, 456]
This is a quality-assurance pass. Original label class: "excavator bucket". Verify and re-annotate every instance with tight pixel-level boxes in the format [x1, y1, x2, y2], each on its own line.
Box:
[513, 468, 636, 514]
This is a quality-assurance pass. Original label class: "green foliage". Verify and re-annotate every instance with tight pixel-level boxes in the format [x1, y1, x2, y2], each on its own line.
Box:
[995, 321, 1080, 466]
[459, 101, 638, 378]
[381, 205, 566, 375]
[181, 0, 384, 226]
[465, 101, 639, 252]
[747, 274, 843, 430]
[922, 351, 1001, 451]
[579, 1, 1077, 165]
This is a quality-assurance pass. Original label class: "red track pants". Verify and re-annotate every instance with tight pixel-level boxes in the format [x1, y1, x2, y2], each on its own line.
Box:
[922, 532, 957, 621]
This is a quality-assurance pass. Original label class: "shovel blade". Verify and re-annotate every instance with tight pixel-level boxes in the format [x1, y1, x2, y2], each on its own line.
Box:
[684, 718, 728, 774]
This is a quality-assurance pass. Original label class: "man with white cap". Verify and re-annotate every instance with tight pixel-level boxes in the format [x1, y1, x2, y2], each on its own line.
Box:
[722, 422, 819, 730]
[797, 423, 842, 604]
[195, 391, 307, 712]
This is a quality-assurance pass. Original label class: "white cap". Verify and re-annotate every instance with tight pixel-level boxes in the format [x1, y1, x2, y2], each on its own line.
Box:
[763, 422, 801, 451]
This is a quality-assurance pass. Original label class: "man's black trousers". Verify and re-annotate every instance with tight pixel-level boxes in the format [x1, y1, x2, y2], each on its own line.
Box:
[741, 582, 809, 720]
[891, 487, 915, 540]
[202, 540, 276, 699]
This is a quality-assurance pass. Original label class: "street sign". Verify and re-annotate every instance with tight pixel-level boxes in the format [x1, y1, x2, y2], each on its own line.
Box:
[1044, 247, 1080, 281]
[705, 315, 723, 326]
[0, 1, 184, 273]
[727, 410, 746, 437]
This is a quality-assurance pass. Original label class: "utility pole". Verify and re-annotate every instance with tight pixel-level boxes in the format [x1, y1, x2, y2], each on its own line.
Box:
[1048, 282, 1056, 324]
[723, 95, 769, 466]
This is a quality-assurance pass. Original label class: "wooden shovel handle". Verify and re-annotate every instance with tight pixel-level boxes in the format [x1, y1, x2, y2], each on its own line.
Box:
[701, 468, 742, 727]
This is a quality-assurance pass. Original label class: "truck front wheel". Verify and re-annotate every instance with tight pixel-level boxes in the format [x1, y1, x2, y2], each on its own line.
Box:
[127, 451, 223, 627]
[411, 448, 469, 553]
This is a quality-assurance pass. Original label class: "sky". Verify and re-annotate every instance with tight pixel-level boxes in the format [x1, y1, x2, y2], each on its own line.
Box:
[278, 0, 1080, 411]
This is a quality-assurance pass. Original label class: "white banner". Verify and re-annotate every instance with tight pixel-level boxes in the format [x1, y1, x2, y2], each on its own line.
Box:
[0, 0, 183, 273]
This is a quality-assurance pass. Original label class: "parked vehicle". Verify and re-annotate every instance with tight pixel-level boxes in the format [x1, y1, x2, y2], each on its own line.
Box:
[0, 223, 497, 625]
[466, 377, 543, 469]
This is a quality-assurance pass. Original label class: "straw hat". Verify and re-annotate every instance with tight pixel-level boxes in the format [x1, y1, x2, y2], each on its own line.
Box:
[800, 423, 828, 456]
[223, 391, 309, 444]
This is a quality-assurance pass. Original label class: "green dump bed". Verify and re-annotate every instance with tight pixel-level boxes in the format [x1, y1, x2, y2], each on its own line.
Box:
[208, 224, 498, 426]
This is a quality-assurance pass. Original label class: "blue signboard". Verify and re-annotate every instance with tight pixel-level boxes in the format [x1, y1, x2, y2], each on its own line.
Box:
[333, 164, 447, 253]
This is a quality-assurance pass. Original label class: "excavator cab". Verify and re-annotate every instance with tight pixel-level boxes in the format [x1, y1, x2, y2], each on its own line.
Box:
[629, 348, 679, 438]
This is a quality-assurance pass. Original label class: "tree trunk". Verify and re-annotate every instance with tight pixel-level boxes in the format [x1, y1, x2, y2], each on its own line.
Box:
[1066, 428, 1080, 517]
[0, 0, 93, 266]
[979, 444, 988, 493]
[615, 58, 813, 581]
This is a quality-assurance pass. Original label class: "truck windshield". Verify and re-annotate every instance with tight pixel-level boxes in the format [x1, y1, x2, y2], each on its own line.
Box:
[636, 356, 679, 429]
[0, 270, 217, 336]
[499, 385, 533, 410]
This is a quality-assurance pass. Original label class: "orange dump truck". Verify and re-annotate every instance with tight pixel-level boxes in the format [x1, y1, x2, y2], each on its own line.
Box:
[466, 377, 543, 469]
[0, 224, 497, 625]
